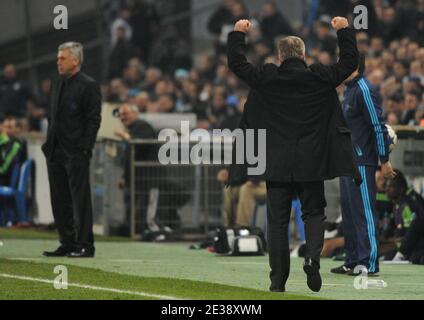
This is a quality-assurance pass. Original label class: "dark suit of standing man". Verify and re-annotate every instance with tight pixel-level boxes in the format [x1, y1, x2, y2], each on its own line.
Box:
[42, 42, 102, 258]
[227, 18, 360, 292]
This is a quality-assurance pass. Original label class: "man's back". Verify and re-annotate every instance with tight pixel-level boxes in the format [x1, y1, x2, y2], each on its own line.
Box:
[225, 17, 360, 294]
[227, 27, 360, 183]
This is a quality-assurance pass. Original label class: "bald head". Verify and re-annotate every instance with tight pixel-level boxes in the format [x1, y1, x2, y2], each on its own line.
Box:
[119, 104, 139, 127]
[278, 36, 306, 62]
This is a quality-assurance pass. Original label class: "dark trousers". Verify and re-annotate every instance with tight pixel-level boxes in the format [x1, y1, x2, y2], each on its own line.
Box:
[266, 180, 326, 289]
[47, 148, 94, 250]
[340, 165, 379, 273]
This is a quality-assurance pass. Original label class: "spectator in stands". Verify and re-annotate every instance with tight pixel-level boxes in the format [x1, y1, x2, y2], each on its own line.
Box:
[197, 55, 216, 83]
[208, 0, 237, 37]
[386, 111, 400, 125]
[115, 104, 157, 232]
[378, 6, 400, 45]
[259, 1, 294, 48]
[109, 26, 136, 79]
[385, 170, 424, 264]
[208, 0, 249, 54]
[149, 26, 192, 75]
[314, 17, 338, 59]
[108, 78, 130, 103]
[129, 0, 160, 63]
[205, 88, 232, 130]
[385, 93, 404, 123]
[356, 32, 370, 54]
[0, 64, 33, 118]
[368, 68, 385, 89]
[4, 116, 27, 165]
[28, 79, 50, 132]
[394, 216, 424, 264]
[402, 91, 421, 125]
[132, 91, 151, 113]
[370, 36, 384, 57]
[123, 64, 143, 96]
[141, 68, 162, 95]
[219, 92, 246, 131]
[115, 104, 156, 153]
[110, 6, 133, 47]
[217, 169, 266, 227]
[385, 170, 420, 238]
[375, 168, 394, 239]
[0, 113, 22, 186]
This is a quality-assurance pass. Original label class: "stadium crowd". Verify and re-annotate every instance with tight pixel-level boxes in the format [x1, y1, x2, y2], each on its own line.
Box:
[102, 0, 424, 131]
[0, 0, 424, 241]
[0, 0, 423, 135]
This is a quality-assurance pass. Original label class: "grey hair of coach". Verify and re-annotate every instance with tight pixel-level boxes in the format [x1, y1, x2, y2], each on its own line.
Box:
[58, 42, 84, 65]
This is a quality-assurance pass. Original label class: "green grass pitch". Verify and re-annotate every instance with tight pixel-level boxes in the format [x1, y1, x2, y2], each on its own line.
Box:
[1, 228, 423, 300]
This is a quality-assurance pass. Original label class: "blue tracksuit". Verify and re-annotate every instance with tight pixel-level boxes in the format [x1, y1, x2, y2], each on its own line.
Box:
[341, 75, 390, 273]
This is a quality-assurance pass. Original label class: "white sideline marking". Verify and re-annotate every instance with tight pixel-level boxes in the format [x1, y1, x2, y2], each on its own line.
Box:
[218, 262, 268, 265]
[108, 259, 161, 263]
[0, 273, 182, 300]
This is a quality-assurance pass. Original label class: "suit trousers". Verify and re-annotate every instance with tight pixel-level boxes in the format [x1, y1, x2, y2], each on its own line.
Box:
[47, 147, 94, 250]
[266, 180, 327, 289]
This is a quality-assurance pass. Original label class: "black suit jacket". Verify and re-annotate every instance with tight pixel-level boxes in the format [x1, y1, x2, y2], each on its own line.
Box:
[42, 72, 102, 159]
[226, 28, 361, 186]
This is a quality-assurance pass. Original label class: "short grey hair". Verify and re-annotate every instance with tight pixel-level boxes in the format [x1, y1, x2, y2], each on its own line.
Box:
[58, 42, 84, 65]
[278, 36, 306, 61]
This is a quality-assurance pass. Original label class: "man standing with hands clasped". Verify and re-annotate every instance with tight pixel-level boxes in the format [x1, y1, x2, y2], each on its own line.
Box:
[226, 17, 360, 292]
[42, 42, 102, 258]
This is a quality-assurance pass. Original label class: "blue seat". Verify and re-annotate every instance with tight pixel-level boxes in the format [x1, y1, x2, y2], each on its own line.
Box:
[16, 159, 34, 222]
[0, 159, 34, 225]
[0, 163, 21, 226]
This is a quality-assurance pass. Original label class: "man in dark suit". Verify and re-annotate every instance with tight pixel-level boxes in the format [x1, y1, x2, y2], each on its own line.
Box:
[42, 42, 102, 258]
[227, 17, 360, 292]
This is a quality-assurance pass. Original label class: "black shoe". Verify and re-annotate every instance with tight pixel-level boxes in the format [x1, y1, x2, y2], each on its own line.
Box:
[43, 246, 74, 257]
[270, 286, 286, 293]
[330, 265, 353, 275]
[67, 247, 95, 258]
[347, 267, 379, 276]
[303, 258, 322, 292]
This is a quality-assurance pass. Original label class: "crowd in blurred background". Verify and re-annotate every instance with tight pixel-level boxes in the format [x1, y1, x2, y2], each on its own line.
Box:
[0, 0, 424, 136]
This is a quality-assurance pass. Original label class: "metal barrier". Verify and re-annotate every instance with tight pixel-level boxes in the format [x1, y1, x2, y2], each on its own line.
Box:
[28, 126, 423, 238]
[128, 140, 227, 239]
[91, 139, 227, 238]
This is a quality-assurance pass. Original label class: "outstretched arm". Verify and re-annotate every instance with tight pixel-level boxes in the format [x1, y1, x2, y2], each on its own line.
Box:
[227, 19, 269, 88]
[310, 17, 359, 87]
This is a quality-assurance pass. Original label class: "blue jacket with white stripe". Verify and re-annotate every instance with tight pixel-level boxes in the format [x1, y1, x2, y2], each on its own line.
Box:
[342, 75, 390, 166]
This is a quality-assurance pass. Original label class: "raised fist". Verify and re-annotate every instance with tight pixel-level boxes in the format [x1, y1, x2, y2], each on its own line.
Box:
[234, 19, 251, 33]
[331, 17, 349, 31]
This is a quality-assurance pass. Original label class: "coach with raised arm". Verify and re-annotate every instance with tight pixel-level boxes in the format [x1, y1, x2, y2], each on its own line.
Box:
[226, 17, 360, 292]
[42, 42, 102, 258]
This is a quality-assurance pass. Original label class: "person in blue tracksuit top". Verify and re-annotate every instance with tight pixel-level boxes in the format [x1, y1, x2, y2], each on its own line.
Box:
[331, 54, 397, 276]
